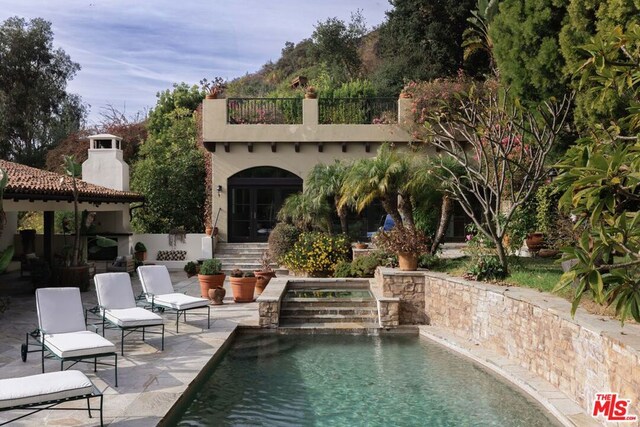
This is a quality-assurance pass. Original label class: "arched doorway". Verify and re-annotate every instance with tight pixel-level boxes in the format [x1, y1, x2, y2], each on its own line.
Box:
[227, 167, 303, 242]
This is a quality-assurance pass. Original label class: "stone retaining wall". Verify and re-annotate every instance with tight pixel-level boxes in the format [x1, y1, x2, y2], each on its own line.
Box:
[419, 271, 640, 425]
[374, 268, 428, 324]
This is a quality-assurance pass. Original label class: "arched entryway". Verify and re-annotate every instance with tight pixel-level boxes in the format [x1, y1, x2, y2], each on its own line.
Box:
[227, 166, 302, 242]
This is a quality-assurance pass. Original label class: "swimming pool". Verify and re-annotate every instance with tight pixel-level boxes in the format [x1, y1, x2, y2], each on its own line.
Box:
[175, 334, 561, 426]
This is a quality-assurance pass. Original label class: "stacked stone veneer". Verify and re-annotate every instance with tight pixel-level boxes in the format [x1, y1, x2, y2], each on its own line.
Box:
[257, 278, 288, 328]
[375, 268, 640, 423]
[375, 268, 428, 324]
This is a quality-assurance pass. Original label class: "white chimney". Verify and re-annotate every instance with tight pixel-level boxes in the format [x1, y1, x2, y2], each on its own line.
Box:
[82, 134, 129, 191]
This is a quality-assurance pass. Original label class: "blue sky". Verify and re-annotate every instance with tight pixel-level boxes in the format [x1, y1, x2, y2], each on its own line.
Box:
[0, 0, 390, 125]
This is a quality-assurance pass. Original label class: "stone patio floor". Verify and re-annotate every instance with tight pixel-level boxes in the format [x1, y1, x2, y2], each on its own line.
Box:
[0, 273, 259, 426]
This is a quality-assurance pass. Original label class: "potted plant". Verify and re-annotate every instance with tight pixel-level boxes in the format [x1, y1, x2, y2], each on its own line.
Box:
[197, 258, 225, 298]
[373, 227, 428, 271]
[254, 250, 276, 296]
[354, 242, 368, 250]
[134, 242, 147, 262]
[184, 261, 198, 278]
[229, 269, 257, 302]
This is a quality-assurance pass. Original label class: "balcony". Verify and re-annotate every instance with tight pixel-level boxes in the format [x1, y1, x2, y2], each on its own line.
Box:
[202, 97, 413, 148]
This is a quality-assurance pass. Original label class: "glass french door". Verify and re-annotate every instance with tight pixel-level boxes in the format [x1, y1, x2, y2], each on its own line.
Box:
[229, 186, 299, 242]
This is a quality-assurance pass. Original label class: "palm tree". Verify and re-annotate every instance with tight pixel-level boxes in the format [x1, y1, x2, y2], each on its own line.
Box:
[277, 192, 332, 232]
[339, 144, 415, 231]
[0, 167, 7, 239]
[462, 0, 500, 73]
[305, 160, 350, 234]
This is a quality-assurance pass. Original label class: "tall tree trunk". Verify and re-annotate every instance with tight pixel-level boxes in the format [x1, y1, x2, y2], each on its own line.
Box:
[430, 195, 453, 255]
[335, 195, 348, 234]
[381, 197, 403, 229]
[495, 238, 509, 276]
[398, 193, 416, 231]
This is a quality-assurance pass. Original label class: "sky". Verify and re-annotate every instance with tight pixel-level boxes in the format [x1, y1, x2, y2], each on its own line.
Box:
[0, 0, 390, 125]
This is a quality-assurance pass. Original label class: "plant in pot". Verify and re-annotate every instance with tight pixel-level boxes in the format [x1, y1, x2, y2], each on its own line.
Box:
[373, 226, 428, 271]
[229, 269, 256, 303]
[198, 258, 225, 299]
[354, 242, 368, 250]
[184, 261, 198, 278]
[134, 242, 147, 262]
[254, 250, 276, 296]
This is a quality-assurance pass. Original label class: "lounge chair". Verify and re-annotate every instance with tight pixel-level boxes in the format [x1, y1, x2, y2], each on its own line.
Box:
[0, 370, 103, 426]
[94, 272, 165, 356]
[22, 287, 118, 387]
[137, 265, 210, 332]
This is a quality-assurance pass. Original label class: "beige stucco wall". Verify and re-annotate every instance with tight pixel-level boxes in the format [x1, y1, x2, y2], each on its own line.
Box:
[202, 97, 427, 240]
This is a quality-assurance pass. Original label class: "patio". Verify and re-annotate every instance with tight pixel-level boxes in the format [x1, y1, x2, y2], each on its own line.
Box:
[0, 272, 259, 426]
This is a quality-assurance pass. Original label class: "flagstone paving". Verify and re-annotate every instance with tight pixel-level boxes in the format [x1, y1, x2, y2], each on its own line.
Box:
[0, 273, 259, 426]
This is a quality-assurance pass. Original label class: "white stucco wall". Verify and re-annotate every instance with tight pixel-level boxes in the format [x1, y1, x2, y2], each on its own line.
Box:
[82, 149, 130, 191]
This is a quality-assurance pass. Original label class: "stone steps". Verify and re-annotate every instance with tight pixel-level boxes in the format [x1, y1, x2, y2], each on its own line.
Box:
[282, 300, 376, 308]
[281, 307, 378, 317]
[280, 314, 379, 324]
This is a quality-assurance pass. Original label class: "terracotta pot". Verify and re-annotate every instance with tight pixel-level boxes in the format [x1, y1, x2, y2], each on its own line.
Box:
[134, 251, 147, 262]
[230, 277, 257, 302]
[254, 271, 276, 296]
[397, 252, 419, 271]
[208, 287, 226, 305]
[525, 233, 545, 253]
[538, 249, 560, 258]
[205, 226, 213, 236]
[198, 273, 226, 298]
[399, 91, 412, 99]
[354, 243, 368, 249]
[304, 92, 317, 99]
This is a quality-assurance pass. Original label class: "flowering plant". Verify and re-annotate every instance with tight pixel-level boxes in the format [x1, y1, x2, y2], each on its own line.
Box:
[281, 232, 350, 276]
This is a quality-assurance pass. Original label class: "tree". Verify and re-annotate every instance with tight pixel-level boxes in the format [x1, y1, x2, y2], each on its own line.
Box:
[276, 192, 332, 232]
[555, 24, 640, 323]
[423, 85, 572, 273]
[489, 0, 567, 103]
[559, 0, 640, 129]
[462, 0, 501, 73]
[0, 17, 84, 167]
[130, 84, 206, 233]
[374, 0, 477, 93]
[311, 11, 367, 80]
[305, 161, 350, 234]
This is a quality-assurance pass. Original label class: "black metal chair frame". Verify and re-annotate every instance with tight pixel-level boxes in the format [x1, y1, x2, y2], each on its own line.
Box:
[86, 305, 165, 356]
[144, 292, 211, 333]
[21, 328, 118, 387]
[0, 386, 103, 426]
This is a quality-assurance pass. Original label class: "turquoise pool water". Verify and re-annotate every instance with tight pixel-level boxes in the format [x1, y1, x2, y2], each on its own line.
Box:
[177, 334, 561, 426]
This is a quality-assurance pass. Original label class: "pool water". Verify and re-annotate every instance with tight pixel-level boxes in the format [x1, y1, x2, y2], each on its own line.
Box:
[177, 334, 561, 426]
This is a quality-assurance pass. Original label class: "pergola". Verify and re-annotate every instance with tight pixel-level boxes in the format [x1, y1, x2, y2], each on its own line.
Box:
[0, 160, 144, 265]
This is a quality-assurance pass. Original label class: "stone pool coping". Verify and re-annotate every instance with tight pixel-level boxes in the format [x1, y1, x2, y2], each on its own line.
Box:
[419, 326, 599, 427]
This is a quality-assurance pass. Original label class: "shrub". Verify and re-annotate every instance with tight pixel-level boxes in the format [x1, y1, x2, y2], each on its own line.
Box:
[134, 242, 147, 252]
[418, 253, 441, 269]
[282, 232, 350, 276]
[268, 223, 300, 262]
[333, 260, 353, 278]
[184, 261, 198, 276]
[468, 255, 507, 281]
[350, 254, 383, 278]
[199, 258, 222, 275]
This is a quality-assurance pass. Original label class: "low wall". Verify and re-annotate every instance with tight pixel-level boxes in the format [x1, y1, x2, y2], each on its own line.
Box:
[411, 270, 640, 425]
[374, 268, 428, 324]
[132, 233, 210, 266]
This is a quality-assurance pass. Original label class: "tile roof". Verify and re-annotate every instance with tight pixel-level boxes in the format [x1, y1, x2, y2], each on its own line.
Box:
[0, 160, 144, 204]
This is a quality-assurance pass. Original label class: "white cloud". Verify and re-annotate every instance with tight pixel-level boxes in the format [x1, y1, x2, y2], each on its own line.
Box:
[0, 0, 389, 122]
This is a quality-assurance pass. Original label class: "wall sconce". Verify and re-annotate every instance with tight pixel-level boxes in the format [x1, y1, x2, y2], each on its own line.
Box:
[216, 185, 223, 197]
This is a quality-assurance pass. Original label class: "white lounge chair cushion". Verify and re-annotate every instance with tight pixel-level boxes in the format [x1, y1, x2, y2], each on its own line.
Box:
[0, 370, 94, 409]
[95, 273, 137, 309]
[105, 307, 163, 327]
[44, 331, 116, 358]
[137, 265, 175, 300]
[152, 293, 209, 310]
[36, 288, 86, 334]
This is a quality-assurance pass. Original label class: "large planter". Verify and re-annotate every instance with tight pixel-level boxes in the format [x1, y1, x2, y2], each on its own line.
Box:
[525, 233, 545, 253]
[397, 252, 419, 271]
[198, 273, 226, 298]
[52, 265, 90, 292]
[230, 277, 257, 302]
[254, 271, 276, 296]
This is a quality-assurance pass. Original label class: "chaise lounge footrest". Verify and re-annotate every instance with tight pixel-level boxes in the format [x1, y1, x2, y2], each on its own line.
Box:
[0, 370, 103, 426]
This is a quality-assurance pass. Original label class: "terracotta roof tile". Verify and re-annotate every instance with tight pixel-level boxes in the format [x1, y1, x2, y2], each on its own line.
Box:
[0, 160, 144, 204]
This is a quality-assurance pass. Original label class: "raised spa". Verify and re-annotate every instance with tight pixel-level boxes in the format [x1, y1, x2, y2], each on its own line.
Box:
[175, 334, 561, 426]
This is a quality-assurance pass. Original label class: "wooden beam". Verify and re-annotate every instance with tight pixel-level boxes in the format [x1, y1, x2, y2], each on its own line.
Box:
[248, 142, 253, 153]
[295, 142, 300, 153]
[271, 142, 277, 153]
[224, 142, 230, 153]
[44, 211, 54, 264]
[318, 142, 323, 153]
[342, 142, 347, 153]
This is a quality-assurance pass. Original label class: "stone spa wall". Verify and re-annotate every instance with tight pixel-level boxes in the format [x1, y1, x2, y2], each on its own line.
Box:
[375, 268, 640, 422]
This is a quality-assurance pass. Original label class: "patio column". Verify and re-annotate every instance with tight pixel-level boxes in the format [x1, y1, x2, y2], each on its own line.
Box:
[43, 211, 54, 264]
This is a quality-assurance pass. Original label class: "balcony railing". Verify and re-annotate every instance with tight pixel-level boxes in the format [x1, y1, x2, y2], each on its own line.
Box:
[227, 98, 303, 124]
[319, 98, 397, 124]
